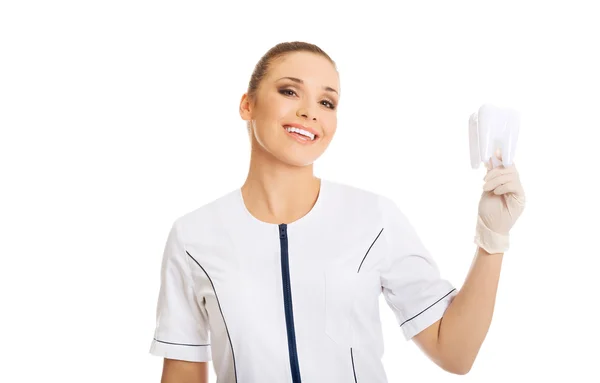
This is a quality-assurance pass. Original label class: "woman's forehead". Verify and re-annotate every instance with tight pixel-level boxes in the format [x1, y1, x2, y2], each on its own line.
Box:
[267, 52, 339, 89]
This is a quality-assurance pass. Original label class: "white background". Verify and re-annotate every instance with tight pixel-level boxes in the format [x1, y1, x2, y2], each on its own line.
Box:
[1, 1, 599, 382]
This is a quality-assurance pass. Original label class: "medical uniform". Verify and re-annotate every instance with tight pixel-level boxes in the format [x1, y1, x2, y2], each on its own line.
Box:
[149, 178, 457, 382]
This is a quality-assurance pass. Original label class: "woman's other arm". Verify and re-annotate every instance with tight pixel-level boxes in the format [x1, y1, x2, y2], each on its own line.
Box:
[161, 359, 209, 383]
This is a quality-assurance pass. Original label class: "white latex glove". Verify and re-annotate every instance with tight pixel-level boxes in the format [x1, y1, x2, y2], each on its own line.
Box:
[474, 151, 526, 254]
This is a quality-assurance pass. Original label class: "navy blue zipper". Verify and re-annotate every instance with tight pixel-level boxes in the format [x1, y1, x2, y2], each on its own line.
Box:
[279, 223, 302, 382]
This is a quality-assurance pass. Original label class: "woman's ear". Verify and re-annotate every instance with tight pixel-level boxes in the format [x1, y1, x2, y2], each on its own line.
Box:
[239, 93, 252, 121]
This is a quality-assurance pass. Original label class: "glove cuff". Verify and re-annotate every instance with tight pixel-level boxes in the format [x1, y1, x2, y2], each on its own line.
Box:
[474, 215, 509, 254]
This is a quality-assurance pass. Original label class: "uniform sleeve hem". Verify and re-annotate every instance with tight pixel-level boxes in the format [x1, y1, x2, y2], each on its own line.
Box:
[149, 338, 212, 362]
[400, 286, 458, 341]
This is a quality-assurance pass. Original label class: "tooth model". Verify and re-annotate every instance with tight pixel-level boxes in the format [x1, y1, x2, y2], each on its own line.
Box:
[469, 104, 520, 169]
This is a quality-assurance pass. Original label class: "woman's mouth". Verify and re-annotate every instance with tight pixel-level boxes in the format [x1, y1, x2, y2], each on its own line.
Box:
[283, 125, 318, 144]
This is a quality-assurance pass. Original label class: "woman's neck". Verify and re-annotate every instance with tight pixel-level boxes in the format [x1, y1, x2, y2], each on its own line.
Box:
[241, 155, 321, 224]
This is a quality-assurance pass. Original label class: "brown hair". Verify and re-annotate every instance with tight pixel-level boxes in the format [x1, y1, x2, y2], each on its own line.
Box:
[247, 41, 336, 102]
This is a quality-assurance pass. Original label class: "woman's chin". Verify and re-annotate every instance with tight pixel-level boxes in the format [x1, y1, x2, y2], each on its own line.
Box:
[276, 151, 322, 168]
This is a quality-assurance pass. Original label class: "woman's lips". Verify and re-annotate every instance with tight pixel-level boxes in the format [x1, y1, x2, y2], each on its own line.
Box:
[283, 125, 319, 144]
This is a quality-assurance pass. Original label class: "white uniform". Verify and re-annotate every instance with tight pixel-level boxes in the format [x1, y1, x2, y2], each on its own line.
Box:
[149, 179, 458, 382]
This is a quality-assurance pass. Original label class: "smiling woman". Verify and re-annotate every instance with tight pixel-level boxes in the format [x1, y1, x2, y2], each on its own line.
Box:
[150, 41, 465, 383]
[239, 42, 341, 167]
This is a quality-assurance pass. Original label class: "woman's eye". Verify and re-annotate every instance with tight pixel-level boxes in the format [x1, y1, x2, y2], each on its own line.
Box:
[279, 88, 336, 110]
[321, 100, 336, 110]
[279, 88, 297, 97]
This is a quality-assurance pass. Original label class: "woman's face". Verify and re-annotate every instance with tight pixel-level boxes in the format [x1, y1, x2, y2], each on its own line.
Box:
[240, 51, 340, 167]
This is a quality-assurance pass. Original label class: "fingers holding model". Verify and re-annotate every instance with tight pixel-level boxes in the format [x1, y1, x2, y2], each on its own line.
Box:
[475, 152, 526, 254]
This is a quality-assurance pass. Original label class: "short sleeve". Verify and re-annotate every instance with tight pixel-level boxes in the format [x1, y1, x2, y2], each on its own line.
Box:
[149, 219, 212, 362]
[379, 196, 458, 341]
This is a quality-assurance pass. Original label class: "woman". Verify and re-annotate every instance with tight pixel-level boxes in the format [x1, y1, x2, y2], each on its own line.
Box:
[149, 41, 526, 383]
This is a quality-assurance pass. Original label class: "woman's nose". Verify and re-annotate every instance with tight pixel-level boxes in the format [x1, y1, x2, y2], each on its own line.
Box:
[296, 107, 317, 121]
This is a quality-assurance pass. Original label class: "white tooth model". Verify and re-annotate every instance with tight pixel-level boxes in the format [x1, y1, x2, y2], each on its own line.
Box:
[469, 104, 520, 169]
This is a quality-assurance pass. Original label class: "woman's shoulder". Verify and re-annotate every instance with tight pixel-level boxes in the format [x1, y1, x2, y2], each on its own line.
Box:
[323, 178, 394, 213]
[171, 188, 241, 235]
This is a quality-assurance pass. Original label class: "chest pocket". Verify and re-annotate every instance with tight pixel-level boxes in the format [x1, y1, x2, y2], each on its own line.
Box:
[324, 254, 382, 349]
[323, 226, 386, 349]
[325, 268, 359, 348]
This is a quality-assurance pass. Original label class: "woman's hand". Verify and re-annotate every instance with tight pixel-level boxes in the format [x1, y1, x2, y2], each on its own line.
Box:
[474, 152, 526, 254]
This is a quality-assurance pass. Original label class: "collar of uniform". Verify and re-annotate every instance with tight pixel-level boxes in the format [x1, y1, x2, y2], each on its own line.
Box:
[236, 178, 328, 229]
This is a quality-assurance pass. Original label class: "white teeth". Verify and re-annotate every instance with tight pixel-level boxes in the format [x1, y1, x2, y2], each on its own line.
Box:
[285, 126, 315, 140]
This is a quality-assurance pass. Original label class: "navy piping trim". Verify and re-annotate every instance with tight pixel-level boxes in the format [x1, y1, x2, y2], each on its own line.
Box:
[357, 227, 384, 273]
[187, 251, 238, 382]
[153, 338, 210, 347]
[400, 288, 457, 327]
[351, 348, 358, 382]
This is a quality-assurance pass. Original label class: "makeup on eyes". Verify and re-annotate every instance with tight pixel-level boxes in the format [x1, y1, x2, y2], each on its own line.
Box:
[277, 86, 336, 110]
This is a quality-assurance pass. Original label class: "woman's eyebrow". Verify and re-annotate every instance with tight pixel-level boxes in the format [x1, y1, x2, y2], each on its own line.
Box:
[276, 76, 338, 95]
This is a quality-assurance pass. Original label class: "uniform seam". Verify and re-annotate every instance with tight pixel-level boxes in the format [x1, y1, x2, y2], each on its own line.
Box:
[351, 348, 358, 382]
[174, 219, 198, 294]
[399, 288, 457, 327]
[153, 338, 210, 347]
[357, 227, 384, 273]
[187, 251, 238, 382]
[155, 220, 208, 351]
[378, 195, 407, 320]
